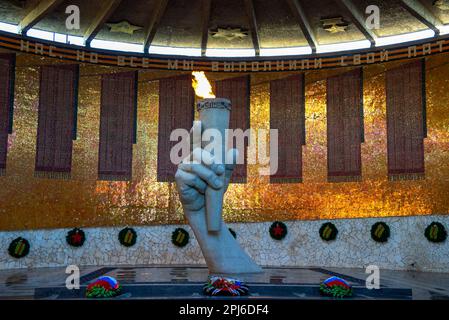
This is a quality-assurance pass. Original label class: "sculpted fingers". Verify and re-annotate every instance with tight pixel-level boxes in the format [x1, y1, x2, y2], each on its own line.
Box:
[175, 168, 207, 193]
[192, 148, 225, 175]
[175, 169, 205, 212]
[179, 164, 223, 190]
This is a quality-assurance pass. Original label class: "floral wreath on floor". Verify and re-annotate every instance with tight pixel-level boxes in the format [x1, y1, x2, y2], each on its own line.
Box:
[425, 222, 447, 243]
[66, 228, 85, 247]
[203, 276, 249, 296]
[86, 276, 122, 298]
[269, 221, 288, 240]
[371, 222, 390, 243]
[118, 227, 137, 247]
[319, 276, 353, 298]
[172, 228, 189, 247]
[8, 237, 30, 259]
[319, 222, 338, 241]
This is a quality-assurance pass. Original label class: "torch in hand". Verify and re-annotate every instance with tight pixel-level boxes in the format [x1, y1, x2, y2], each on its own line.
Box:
[196, 98, 230, 232]
[192, 72, 230, 233]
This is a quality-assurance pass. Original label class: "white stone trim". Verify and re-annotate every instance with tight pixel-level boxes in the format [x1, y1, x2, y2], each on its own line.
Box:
[1, 215, 448, 272]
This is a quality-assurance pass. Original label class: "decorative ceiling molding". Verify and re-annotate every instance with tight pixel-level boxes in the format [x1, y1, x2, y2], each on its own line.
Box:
[1, 0, 447, 58]
[400, 0, 442, 35]
[143, 0, 169, 52]
[83, 0, 123, 46]
[201, 0, 212, 56]
[244, 0, 261, 56]
[285, 0, 317, 53]
[18, 0, 64, 34]
[337, 0, 377, 47]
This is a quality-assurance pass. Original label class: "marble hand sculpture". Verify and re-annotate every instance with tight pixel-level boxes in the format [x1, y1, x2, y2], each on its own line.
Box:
[175, 99, 261, 275]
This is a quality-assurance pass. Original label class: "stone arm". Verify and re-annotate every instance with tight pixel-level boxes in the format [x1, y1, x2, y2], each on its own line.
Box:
[175, 147, 262, 275]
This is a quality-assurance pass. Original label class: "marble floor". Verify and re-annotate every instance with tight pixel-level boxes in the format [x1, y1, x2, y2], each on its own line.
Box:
[0, 265, 448, 300]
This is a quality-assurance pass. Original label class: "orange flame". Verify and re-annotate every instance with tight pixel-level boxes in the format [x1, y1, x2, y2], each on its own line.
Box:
[192, 71, 216, 99]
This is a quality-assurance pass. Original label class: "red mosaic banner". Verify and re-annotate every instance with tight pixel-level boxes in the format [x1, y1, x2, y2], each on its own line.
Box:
[157, 74, 195, 182]
[35, 64, 79, 179]
[327, 68, 364, 182]
[98, 71, 138, 181]
[0, 53, 15, 176]
[215, 76, 250, 183]
[386, 59, 426, 181]
[270, 74, 306, 183]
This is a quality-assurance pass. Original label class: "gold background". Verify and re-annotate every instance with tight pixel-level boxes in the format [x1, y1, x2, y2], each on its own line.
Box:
[0, 52, 448, 231]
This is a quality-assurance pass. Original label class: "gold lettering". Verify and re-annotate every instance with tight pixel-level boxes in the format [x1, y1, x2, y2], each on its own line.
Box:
[437, 40, 445, 53]
[168, 60, 178, 70]
[20, 40, 30, 52]
[251, 61, 259, 71]
[288, 60, 297, 70]
[263, 61, 272, 71]
[90, 52, 98, 63]
[224, 61, 234, 72]
[76, 50, 85, 61]
[117, 56, 126, 66]
[301, 59, 309, 70]
[276, 60, 284, 71]
[381, 50, 389, 62]
[35, 43, 44, 55]
[422, 43, 432, 56]
[239, 62, 247, 72]
[182, 60, 193, 70]
[366, 53, 375, 64]
[49, 46, 57, 57]
[408, 46, 417, 58]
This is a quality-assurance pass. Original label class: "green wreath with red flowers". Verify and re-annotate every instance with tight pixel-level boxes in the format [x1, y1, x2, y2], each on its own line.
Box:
[66, 228, 86, 247]
[269, 221, 288, 240]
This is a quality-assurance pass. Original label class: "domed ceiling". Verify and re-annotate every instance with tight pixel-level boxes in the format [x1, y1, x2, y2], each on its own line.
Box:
[0, 0, 449, 57]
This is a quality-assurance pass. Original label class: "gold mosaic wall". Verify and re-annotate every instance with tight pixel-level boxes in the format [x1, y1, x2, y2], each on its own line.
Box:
[0, 53, 449, 231]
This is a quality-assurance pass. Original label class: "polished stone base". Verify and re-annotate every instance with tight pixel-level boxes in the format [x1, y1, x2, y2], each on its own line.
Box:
[1, 265, 448, 300]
